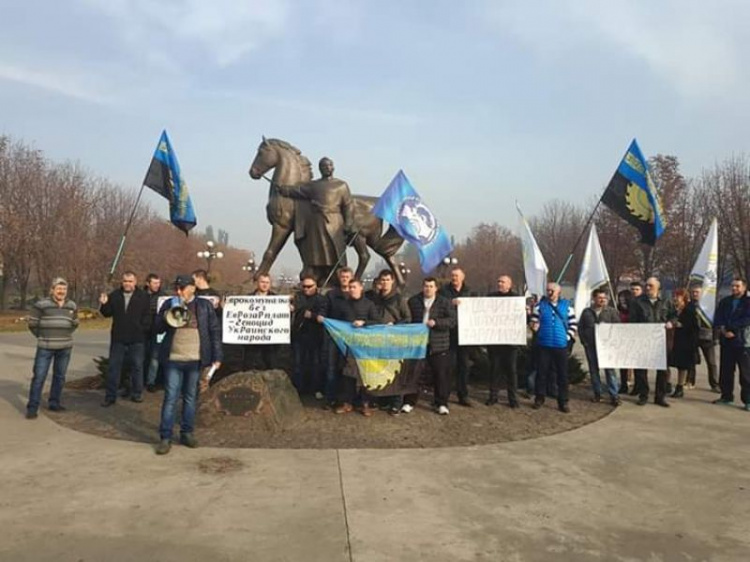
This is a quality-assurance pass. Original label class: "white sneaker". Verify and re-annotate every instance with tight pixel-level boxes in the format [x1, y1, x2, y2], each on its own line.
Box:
[400, 404, 414, 414]
[437, 405, 449, 415]
[314, 392, 324, 400]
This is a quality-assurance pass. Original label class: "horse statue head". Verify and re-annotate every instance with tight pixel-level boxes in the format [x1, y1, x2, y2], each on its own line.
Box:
[249, 136, 312, 186]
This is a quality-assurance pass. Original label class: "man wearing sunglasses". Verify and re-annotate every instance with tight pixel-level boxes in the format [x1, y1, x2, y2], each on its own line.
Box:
[291, 275, 325, 396]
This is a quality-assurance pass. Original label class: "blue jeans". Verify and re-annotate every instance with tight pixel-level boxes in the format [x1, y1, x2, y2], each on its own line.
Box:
[584, 345, 618, 398]
[105, 341, 145, 401]
[159, 361, 201, 440]
[27, 347, 71, 413]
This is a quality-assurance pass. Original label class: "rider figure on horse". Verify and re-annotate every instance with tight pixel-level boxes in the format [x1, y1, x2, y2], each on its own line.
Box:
[275, 157, 356, 286]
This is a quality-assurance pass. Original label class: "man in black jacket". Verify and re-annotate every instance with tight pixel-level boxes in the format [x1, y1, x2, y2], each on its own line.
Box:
[144, 273, 166, 392]
[440, 267, 474, 406]
[251, 273, 280, 370]
[579, 288, 621, 406]
[99, 271, 151, 406]
[485, 275, 520, 408]
[404, 277, 456, 415]
[291, 275, 326, 395]
[372, 269, 411, 413]
[629, 277, 672, 407]
[324, 278, 382, 414]
[319, 267, 353, 406]
[713, 278, 750, 409]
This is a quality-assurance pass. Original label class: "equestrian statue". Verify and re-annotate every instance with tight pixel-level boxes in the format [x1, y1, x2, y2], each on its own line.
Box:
[248, 137, 405, 286]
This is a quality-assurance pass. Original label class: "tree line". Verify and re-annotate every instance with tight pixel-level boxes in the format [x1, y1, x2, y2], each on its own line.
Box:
[0, 135, 252, 310]
[2, 134, 749, 306]
[416, 154, 750, 294]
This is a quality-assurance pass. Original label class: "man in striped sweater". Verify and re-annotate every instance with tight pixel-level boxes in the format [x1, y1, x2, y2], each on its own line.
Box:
[530, 282, 577, 413]
[26, 277, 79, 419]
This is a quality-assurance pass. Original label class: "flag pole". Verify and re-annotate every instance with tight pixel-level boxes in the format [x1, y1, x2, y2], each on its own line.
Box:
[107, 172, 149, 282]
[321, 228, 362, 288]
[555, 197, 603, 283]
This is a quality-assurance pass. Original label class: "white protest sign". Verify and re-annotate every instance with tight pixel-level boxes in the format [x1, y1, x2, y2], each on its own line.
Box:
[595, 324, 667, 370]
[222, 295, 291, 344]
[458, 297, 527, 346]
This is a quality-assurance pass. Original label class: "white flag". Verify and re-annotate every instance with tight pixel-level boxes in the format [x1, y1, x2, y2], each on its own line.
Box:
[689, 218, 719, 325]
[516, 202, 548, 298]
[574, 225, 611, 321]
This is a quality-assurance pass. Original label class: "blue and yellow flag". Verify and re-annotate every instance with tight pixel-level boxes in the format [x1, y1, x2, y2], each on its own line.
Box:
[322, 318, 428, 390]
[601, 139, 666, 245]
[372, 170, 452, 273]
[143, 130, 197, 234]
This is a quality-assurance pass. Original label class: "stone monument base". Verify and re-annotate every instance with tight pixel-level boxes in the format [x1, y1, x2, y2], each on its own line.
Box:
[198, 370, 305, 431]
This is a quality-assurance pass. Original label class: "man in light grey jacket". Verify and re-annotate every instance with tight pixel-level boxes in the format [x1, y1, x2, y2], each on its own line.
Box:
[26, 277, 79, 419]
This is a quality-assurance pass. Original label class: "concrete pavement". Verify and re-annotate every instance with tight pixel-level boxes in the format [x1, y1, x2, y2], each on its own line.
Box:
[1, 330, 748, 561]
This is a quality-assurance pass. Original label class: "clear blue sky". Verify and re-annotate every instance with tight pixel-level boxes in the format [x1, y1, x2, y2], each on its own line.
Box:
[1, 0, 748, 271]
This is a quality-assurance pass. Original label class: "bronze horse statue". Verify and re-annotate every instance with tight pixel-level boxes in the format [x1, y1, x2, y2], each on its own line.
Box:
[248, 137, 405, 285]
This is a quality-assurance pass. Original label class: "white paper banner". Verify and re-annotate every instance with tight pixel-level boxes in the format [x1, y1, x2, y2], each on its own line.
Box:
[458, 296, 527, 346]
[223, 295, 291, 344]
[595, 324, 667, 370]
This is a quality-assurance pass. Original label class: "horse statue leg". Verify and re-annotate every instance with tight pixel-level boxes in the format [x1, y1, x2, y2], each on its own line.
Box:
[352, 234, 370, 281]
[257, 222, 293, 280]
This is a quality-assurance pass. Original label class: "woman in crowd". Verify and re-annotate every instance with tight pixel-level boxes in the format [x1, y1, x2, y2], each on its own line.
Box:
[667, 289, 699, 398]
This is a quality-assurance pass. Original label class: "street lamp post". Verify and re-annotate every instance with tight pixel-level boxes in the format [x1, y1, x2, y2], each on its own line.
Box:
[398, 261, 412, 282]
[197, 240, 224, 272]
[440, 256, 458, 280]
[241, 255, 257, 280]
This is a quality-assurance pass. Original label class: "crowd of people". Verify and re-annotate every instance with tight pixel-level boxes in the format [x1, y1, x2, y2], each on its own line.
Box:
[23, 267, 750, 455]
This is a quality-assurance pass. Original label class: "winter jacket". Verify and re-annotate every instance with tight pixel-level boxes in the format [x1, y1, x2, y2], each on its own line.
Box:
[578, 306, 619, 349]
[408, 294, 456, 355]
[291, 292, 326, 340]
[373, 290, 411, 324]
[630, 295, 673, 325]
[714, 294, 750, 348]
[531, 298, 577, 349]
[100, 288, 151, 344]
[146, 289, 166, 334]
[28, 297, 79, 350]
[338, 296, 382, 325]
[156, 297, 223, 368]
[321, 287, 349, 321]
[440, 282, 474, 347]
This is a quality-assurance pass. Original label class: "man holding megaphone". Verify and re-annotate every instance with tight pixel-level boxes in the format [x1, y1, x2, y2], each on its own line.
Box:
[154, 275, 222, 455]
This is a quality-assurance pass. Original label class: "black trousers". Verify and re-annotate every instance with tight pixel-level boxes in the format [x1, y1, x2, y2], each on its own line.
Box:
[536, 347, 568, 405]
[633, 369, 667, 401]
[488, 346, 518, 403]
[404, 351, 452, 407]
[719, 345, 750, 404]
[687, 340, 719, 388]
[451, 346, 471, 400]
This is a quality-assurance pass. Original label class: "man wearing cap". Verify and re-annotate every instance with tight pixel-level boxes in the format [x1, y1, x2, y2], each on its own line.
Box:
[154, 275, 223, 455]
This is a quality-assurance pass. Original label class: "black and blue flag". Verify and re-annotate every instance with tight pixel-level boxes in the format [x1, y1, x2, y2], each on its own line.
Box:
[601, 139, 666, 245]
[143, 130, 197, 234]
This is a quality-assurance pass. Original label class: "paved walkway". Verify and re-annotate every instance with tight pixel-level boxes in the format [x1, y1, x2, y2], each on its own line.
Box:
[0, 331, 748, 562]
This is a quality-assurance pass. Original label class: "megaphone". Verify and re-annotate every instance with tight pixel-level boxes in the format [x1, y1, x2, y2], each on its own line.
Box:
[165, 300, 191, 328]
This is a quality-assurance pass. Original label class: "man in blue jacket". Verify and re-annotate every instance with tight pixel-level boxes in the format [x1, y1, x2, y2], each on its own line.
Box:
[154, 275, 223, 455]
[713, 278, 750, 410]
[530, 282, 577, 413]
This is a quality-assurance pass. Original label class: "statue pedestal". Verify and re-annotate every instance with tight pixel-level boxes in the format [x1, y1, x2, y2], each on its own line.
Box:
[199, 370, 305, 431]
